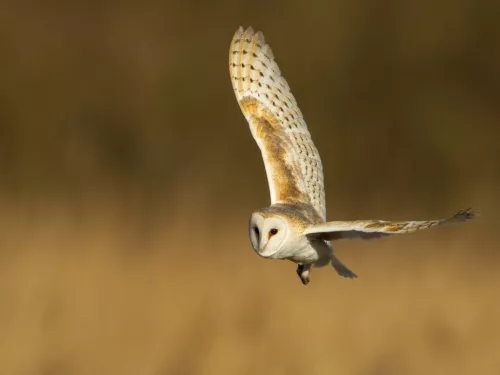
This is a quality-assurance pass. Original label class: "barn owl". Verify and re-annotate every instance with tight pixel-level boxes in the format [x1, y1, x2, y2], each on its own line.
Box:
[229, 26, 476, 285]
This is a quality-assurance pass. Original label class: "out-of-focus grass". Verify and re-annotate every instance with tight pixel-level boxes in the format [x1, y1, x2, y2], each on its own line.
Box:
[0, 195, 498, 375]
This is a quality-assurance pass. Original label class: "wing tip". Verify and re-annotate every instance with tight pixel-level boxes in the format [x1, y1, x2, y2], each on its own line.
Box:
[233, 26, 266, 44]
[254, 30, 266, 44]
[452, 207, 477, 222]
[232, 26, 244, 40]
[241, 26, 253, 39]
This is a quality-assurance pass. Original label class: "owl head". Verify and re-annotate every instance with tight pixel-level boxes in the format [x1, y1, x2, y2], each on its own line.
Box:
[249, 211, 294, 258]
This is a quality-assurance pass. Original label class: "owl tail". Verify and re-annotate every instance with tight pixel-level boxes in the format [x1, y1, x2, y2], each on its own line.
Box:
[331, 254, 357, 279]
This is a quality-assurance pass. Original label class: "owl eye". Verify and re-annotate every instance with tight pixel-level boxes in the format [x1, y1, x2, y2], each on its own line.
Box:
[269, 228, 278, 236]
[254, 227, 260, 237]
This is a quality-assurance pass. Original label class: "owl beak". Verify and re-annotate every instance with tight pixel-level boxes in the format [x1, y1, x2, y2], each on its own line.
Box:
[259, 238, 268, 252]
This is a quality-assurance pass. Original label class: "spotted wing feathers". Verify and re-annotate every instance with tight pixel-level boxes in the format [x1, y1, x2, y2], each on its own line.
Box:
[304, 208, 476, 241]
[229, 27, 326, 218]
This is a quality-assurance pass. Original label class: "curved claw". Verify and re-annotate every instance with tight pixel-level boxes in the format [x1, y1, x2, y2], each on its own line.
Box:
[296, 264, 311, 285]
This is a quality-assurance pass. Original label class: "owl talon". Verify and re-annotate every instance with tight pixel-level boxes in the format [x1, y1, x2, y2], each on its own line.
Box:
[296, 264, 304, 277]
[296, 264, 311, 285]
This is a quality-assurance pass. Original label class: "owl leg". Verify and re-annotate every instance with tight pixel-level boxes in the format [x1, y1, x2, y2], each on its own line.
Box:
[296, 264, 312, 285]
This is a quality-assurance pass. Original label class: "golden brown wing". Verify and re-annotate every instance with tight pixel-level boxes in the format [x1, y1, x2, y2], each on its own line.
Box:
[229, 27, 325, 216]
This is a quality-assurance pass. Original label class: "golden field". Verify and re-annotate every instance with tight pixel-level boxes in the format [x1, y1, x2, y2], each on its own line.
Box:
[0, 1, 499, 374]
[0, 192, 498, 375]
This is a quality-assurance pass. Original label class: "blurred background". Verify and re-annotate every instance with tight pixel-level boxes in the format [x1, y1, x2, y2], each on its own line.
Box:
[0, 0, 499, 374]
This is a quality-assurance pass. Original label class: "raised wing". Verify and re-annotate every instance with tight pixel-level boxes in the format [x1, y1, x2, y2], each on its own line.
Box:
[304, 208, 476, 241]
[229, 27, 326, 219]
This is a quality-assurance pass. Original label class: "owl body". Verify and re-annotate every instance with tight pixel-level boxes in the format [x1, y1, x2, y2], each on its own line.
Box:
[230, 27, 475, 285]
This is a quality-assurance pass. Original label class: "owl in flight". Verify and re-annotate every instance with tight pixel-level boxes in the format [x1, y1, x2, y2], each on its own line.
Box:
[229, 27, 476, 285]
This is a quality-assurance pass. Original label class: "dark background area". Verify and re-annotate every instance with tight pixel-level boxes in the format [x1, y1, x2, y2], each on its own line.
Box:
[0, 1, 498, 374]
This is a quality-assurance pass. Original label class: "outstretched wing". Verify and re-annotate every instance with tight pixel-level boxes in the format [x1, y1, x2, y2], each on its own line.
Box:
[304, 208, 476, 241]
[229, 27, 326, 219]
